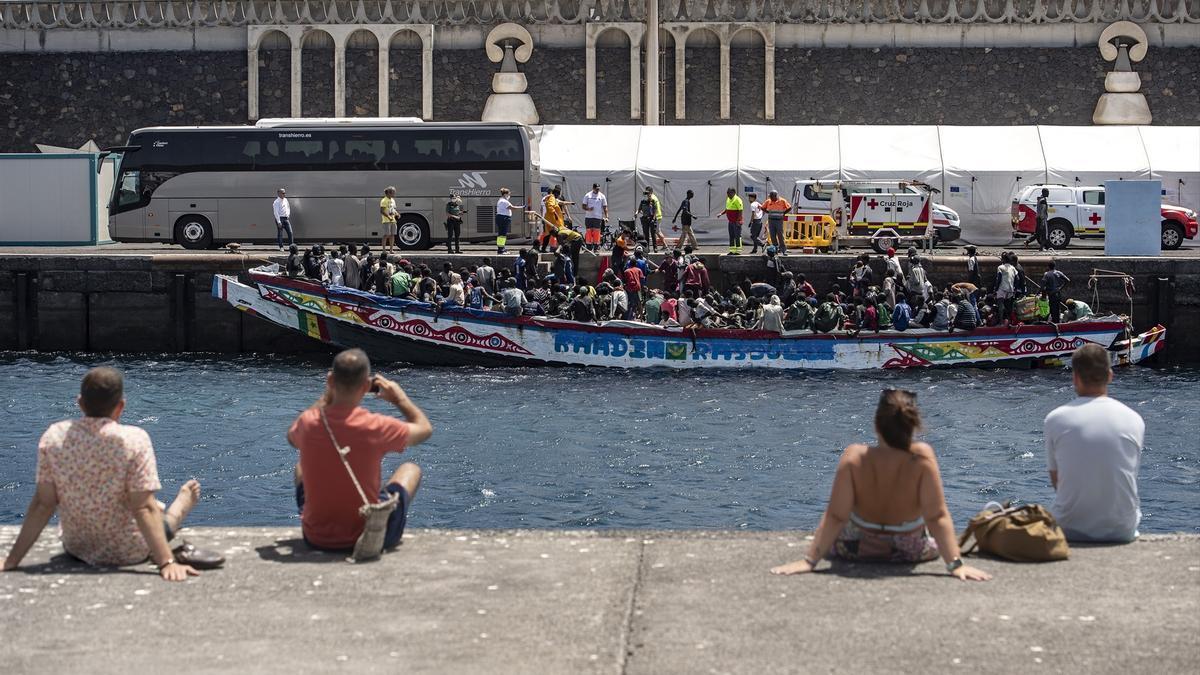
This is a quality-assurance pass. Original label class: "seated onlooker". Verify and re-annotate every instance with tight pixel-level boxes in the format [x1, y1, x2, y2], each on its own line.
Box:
[1044, 344, 1144, 542]
[771, 389, 991, 581]
[2, 367, 218, 581]
[288, 349, 432, 553]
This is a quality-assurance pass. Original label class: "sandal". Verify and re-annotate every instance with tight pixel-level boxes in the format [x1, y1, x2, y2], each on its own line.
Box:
[172, 541, 226, 570]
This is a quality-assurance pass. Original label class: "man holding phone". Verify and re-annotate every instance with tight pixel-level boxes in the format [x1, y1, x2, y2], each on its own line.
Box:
[287, 349, 433, 552]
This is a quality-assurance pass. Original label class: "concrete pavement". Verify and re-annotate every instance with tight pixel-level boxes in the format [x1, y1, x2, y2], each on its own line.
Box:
[1, 527, 1197, 674]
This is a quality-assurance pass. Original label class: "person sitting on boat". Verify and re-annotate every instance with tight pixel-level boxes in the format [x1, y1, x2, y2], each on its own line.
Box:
[368, 255, 393, 296]
[931, 292, 953, 331]
[285, 244, 303, 278]
[527, 276, 552, 309]
[415, 265, 440, 303]
[875, 296, 893, 330]
[862, 298, 879, 333]
[784, 293, 814, 332]
[444, 272, 465, 307]
[644, 289, 664, 325]
[499, 278, 527, 317]
[568, 284, 597, 323]
[891, 294, 913, 331]
[950, 291, 978, 332]
[607, 279, 629, 321]
[389, 262, 413, 298]
[813, 295, 845, 334]
[1063, 298, 1094, 322]
[682, 258, 710, 297]
[771, 389, 992, 581]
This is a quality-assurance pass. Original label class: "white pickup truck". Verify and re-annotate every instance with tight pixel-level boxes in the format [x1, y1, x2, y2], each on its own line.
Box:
[1011, 184, 1198, 250]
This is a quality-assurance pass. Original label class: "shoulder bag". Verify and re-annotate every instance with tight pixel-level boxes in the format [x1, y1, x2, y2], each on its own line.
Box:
[958, 501, 1069, 563]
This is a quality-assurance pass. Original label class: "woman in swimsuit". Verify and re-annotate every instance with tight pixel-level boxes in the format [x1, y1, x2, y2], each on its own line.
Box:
[771, 389, 991, 581]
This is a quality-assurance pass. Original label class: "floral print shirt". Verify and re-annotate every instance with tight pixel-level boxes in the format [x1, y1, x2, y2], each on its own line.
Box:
[36, 418, 161, 566]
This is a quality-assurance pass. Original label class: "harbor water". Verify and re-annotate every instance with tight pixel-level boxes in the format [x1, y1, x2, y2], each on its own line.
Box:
[2, 354, 1197, 533]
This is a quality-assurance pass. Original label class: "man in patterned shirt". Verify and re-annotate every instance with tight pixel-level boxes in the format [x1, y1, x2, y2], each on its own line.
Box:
[3, 367, 207, 581]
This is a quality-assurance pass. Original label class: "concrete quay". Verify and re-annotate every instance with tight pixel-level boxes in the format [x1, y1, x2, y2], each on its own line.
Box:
[1, 243, 1198, 362]
[0, 526, 1197, 674]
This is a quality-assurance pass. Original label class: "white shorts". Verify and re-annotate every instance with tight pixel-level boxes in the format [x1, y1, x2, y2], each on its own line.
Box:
[382, 221, 397, 236]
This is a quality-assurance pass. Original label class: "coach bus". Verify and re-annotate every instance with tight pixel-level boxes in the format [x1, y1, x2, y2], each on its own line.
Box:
[107, 119, 539, 250]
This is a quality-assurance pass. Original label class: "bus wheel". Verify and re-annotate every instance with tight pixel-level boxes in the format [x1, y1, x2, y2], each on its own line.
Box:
[174, 215, 214, 250]
[397, 216, 431, 250]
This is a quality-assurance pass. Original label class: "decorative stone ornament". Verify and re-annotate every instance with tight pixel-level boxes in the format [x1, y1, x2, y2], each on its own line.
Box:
[481, 23, 539, 125]
[1092, 21, 1152, 125]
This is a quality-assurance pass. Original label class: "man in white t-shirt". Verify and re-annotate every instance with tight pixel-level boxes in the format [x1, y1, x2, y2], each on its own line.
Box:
[273, 188, 294, 250]
[1044, 343, 1144, 543]
[581, 183, 608, 252]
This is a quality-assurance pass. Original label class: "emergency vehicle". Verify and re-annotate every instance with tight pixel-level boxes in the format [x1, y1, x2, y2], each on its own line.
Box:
[1011, 184, 1198, 250]
[792, 179, 961, 252]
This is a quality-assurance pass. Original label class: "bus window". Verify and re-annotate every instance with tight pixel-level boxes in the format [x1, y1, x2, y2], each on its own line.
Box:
[344, 139, 385, 166]
[116, 171, 141, 207]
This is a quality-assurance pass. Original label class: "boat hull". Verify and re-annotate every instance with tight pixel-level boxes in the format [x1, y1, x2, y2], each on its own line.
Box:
[214, 271, 1154, 371]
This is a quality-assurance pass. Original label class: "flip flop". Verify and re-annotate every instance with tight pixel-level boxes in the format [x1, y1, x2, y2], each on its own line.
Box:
[172, 541, 226, 570]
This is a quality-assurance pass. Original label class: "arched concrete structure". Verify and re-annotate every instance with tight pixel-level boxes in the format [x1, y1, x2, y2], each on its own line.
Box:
[585, 22, 647, 121]
[666, 22, 775, 121]
[247, 23, 434, 120]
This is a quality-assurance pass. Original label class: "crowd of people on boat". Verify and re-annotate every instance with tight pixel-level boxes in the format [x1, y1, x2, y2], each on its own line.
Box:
[282, 239, 1099, 333]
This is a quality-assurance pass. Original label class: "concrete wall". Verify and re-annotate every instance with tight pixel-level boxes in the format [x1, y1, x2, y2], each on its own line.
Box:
[1, 253, 1196, 363]
[2, 46, 1198, 150]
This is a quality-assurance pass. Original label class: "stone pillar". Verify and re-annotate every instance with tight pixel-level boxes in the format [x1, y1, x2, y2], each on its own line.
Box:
[585, 32, 597, 119]
[333, 38, 346, 117]
[644, 0, 659, 125]
[290, 42, 302, 117]
[377, 39, 390, 117]
[719, 38, 730, 120]
[764, 38, 775, 121]
[247, 45, 259, 120]
[421, 28, 433, 120]
[674, 40, 686, 120]
[629, 37, 642, 120]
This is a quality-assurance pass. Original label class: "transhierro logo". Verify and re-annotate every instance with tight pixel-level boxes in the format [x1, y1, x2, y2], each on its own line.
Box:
[451, 172, 492, 197]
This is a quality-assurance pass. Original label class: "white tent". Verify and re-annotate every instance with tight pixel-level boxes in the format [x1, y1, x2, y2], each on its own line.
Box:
[1139, 126, 1200, 213]
[939, 126, 1047, 229]
[536, 124, 642, 221]
[636, 125, 740, 241]
[737, 125, 840, 200]
[1039, 126, 1151, 188]
[838, 125, 943, 189]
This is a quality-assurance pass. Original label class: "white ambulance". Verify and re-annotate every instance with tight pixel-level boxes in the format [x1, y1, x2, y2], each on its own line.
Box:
[793, 179, 961, 252]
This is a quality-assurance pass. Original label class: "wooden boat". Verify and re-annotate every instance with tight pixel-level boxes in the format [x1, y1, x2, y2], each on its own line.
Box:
[213, 267, 1165, 370]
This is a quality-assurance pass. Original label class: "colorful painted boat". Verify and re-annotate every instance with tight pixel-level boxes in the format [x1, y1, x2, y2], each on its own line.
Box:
[213, 267, 1164, 370]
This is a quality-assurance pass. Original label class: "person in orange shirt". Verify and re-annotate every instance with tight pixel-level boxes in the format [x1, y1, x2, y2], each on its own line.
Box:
[762, 190, 793, 256]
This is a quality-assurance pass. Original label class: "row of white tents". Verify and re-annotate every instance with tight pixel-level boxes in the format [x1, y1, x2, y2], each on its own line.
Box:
[535, 125, 1200, 233]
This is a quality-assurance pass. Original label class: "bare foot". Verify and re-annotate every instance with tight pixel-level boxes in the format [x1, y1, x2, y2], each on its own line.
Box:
[770, 559, 815, 576]
[164, 479, 201, 532]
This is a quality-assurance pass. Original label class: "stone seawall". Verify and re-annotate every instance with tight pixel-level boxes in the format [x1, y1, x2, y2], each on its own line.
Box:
[1, 251, 1196, 363]
[2, 46, 1198, 150]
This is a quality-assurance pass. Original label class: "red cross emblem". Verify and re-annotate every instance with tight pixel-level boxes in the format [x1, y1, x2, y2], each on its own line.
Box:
[1088, 212, 1102, 225]
[867, 199, 879, 209]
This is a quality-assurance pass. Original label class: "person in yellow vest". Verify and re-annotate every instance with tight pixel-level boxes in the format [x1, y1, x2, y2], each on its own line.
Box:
[716, 188, 745, 255]
[540, 186, 573, 253]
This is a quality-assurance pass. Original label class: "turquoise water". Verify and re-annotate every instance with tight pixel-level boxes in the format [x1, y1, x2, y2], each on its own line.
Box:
[1, 354, 1197, 532]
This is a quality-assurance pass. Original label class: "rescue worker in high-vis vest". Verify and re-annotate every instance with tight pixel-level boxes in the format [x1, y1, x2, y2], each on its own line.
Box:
[495, 188, 514, 255]
[762, 190, 792, 256]
[717, 188, 745, 254]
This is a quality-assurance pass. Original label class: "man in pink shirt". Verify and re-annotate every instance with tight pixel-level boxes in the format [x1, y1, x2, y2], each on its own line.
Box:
[3, 368, 212, 581]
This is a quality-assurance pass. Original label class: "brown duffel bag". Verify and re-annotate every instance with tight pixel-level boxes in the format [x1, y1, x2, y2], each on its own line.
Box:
[958, 501, 1069, 562]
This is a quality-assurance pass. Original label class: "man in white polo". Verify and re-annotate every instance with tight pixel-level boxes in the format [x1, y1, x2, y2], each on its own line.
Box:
[273, 188, 293, 251]
[581, 183, 608, 252]
[1044, 344, 1145, 542]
